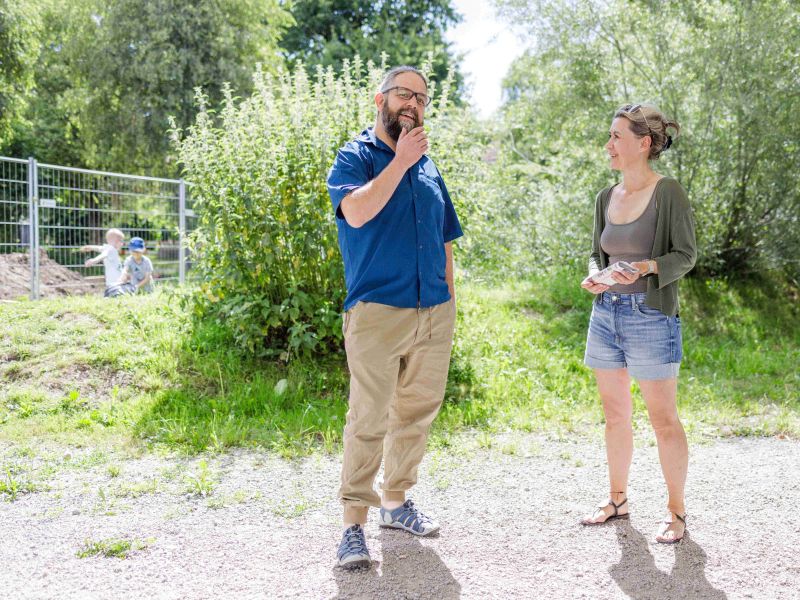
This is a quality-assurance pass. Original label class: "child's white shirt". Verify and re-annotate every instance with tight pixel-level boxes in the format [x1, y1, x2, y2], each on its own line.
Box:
[100, 244, 124, 287]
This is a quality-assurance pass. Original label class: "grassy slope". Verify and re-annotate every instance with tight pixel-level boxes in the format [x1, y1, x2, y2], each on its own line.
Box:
[1, 273, 797, 456]
[446, 273, 800, 440]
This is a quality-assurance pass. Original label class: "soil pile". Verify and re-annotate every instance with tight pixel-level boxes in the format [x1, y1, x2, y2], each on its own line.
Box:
[0, 251, 101, 299]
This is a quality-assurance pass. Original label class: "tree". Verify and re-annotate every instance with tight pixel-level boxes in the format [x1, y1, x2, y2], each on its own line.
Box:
[0, 0, 41, 146]
[494, 0, 800, 279]
[9, 0, 293, 176]
[4, 0, 85, 165]
[281, 0, 464, 96]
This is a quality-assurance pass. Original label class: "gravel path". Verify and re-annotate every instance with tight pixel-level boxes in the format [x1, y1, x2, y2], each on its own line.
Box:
[1, 435, 798, 599]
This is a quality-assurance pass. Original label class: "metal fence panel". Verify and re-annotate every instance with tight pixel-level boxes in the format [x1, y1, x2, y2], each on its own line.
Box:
[0, 157, 31, 300]
[1, 156, 195, 299]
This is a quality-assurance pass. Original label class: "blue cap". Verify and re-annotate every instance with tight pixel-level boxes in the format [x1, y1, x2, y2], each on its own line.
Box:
[129, 237, 146, 252]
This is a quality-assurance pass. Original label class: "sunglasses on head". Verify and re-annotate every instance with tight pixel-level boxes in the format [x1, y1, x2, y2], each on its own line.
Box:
[627, 104, 653, 135]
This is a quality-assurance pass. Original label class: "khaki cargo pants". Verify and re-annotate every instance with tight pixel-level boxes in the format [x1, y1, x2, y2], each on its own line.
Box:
[340, 299, 456, 524]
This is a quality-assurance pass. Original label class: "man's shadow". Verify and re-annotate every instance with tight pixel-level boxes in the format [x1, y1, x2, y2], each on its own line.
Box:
[333, 528, 461, 599]
[610, 521, 727, 599]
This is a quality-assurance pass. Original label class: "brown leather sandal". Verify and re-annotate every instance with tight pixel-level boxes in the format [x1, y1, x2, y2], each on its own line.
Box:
[580, 497, 629, 526]
[656, 512, 686, 543]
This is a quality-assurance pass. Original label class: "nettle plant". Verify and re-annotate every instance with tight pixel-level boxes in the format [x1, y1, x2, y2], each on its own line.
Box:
[171, 57, 461, 358]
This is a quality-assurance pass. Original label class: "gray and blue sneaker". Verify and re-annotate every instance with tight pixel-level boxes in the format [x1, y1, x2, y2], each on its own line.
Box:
[337, 524, 371, 569]
[379, 500, 440, 536]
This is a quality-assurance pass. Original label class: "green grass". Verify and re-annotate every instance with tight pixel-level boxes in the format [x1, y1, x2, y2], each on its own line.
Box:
[437, 270, 800, 439]
[183, 459, 216, 497]
[206, 489, 260, 510]
[0, 273, 798, 458]
[76, 537, 151, 559]
[268, 482, 321, 519]
[112, 477, 160, 498]
[0, 291, 349, 455]
[0, 463, 43, 501]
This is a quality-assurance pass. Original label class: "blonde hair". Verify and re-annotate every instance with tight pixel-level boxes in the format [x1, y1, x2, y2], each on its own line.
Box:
[614, 103, 681, 160]
[106, 228, 125, 242]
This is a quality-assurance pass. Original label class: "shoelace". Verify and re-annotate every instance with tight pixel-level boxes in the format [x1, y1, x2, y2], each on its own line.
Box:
[395, 500, 433, 530]
[340, 526, 367, 555]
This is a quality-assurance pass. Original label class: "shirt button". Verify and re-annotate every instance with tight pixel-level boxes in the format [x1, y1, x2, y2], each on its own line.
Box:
[419, 245, 423, 249]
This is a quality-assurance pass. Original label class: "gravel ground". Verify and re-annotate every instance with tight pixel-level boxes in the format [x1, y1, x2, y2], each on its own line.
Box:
[1, 435, 798, 599]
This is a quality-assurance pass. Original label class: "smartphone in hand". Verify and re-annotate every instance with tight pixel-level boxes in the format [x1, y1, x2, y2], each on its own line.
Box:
[589, 261, 639, 286]
[616, 261, 639, 274]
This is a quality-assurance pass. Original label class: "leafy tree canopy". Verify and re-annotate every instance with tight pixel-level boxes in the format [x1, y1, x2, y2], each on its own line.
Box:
[494, 0, 800, 279]
[281, 0, 464, 96]
[8, 0, 293, 175]
[0, 0, 41, 145]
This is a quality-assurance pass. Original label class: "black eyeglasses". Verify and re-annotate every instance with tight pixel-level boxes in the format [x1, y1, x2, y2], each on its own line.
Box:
[381, 86, 432, 107]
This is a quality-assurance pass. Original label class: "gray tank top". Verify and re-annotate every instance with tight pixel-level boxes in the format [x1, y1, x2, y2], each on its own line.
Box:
[600, 187, 657, 293]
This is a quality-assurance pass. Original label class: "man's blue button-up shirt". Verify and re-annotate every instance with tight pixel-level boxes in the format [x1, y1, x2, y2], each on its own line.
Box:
[327, 128, 463, 311]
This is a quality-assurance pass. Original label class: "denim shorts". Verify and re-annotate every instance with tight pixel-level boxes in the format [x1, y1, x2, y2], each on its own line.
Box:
[584, 292, 682, 380]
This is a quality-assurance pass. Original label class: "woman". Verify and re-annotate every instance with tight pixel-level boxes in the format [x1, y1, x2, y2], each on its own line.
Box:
[580, 104, 696, 543]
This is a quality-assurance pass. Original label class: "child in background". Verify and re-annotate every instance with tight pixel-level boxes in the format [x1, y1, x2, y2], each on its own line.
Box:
[119, 237, 154, 293]
[81, 228, 125, 294]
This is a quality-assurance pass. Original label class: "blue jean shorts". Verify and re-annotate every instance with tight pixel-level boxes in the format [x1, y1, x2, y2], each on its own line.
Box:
[584, 292, 682, 380]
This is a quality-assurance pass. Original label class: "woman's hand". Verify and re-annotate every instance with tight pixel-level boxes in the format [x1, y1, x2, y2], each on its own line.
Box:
[610, 260, 650, 285]
[581, 275, 610, 295]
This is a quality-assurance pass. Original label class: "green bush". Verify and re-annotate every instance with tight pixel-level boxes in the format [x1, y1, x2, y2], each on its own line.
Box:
[171, 58, 476, 358]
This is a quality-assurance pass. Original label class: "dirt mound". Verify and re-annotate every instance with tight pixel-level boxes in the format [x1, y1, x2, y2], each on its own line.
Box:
[0, 251, 102, 300]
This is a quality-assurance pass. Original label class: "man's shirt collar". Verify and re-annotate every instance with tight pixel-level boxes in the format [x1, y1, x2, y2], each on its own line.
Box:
[359, 127, 395, 154]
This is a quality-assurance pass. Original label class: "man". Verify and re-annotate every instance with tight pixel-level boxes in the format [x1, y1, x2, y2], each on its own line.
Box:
[327, 65, 463, 569]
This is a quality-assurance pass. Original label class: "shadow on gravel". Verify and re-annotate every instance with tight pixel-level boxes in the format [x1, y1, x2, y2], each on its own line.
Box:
[332, 529, 460, 599]
[610, 521, 727, 599]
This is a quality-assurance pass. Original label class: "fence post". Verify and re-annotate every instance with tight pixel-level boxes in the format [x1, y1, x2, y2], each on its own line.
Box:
[178, 179, 186, 285]
[27, 157, 40, 300]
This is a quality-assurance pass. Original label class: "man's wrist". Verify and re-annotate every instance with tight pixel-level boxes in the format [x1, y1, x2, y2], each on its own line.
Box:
[390, 155, 413, 173]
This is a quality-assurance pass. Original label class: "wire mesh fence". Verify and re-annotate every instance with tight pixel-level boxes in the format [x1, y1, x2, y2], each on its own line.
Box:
[0, 156, 196, 300]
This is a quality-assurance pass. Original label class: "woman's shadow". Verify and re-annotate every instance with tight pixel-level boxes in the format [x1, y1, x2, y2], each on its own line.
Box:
[610, 521, 727, 599]
[333, 528, 461, 599]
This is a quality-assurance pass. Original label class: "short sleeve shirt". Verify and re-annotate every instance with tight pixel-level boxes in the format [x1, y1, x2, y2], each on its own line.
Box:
[123, 255, 154, 293]
[327, 128, 463, 311]
[101, 244, 123, 287]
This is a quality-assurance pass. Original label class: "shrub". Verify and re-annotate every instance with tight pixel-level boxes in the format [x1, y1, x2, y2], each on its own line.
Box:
[171, 58, 477, 358]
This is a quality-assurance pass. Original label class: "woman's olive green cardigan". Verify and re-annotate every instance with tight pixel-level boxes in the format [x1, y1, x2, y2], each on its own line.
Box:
[588, 177, 697, 316]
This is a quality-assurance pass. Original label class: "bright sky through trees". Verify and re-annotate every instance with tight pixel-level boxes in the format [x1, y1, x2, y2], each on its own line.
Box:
[446, 0, 526, 118]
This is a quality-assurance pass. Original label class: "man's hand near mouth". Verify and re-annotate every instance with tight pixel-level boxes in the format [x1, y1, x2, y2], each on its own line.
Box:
[394, 126, 428, 170]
